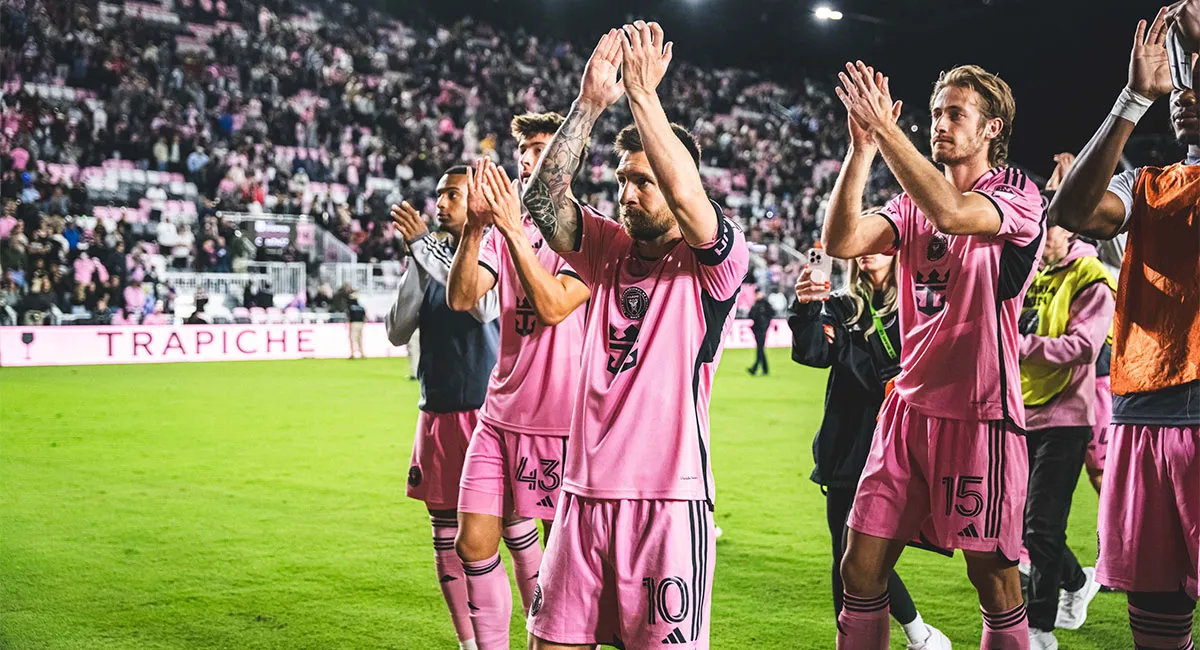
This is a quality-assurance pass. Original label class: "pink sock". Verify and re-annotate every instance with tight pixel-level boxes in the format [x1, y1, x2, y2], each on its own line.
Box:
[431, 515, 474, 644]
[981, 604, 1029, 650]
[503, 520, 543, 615]
[837, 592, 890, 650]
[462, 553, 512, 650]
[1129, 605, 1195, 649]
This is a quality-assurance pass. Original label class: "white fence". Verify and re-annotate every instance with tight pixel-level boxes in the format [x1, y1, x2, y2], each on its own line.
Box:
[319, 262, 404, 295]
[164, 262, 307, 299]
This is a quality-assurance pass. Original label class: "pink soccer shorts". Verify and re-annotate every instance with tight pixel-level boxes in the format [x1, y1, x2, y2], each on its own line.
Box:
[848, 392, 1028, 561]
[1096, 423, 1199, 599]
[528, 494, 715, 649]
[406, 410, 478, 511]
[1086, 375, 1112, 472]
[458, 420, 566, 521]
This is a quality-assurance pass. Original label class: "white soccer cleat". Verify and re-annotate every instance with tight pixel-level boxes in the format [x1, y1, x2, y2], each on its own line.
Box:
[1029, 627, 1058, 650]
[1055, 566, 1102, 630]
[908, 624, 952, 650]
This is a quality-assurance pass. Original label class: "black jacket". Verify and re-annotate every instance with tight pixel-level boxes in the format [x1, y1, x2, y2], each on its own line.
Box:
[749, 298, 773, 334]
[788, 290, 901, 489]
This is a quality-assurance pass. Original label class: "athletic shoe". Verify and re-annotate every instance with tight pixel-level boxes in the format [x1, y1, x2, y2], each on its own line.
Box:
[1055, 566, 1102, 630]
[1029, 627, 1058, 650]
[908, 624, 952, 650]
[714, 526, 723, 539]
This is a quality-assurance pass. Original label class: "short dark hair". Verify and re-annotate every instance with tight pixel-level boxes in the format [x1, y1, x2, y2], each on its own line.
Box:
[443, 165, 469, 177]
[613, 124, 701, 167]
[510, 112, 566, 140]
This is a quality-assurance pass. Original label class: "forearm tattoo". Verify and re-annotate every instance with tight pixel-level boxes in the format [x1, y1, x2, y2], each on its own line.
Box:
[525, 100, 602, 249]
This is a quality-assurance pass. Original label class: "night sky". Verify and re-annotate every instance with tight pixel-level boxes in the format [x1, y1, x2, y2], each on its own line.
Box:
[390, 0, 1181, 179]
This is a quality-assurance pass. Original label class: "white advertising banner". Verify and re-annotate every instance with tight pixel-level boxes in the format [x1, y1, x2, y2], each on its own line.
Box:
[0, 319, 791, 368]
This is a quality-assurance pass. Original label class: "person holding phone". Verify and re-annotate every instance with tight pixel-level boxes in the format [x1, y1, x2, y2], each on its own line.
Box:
[789, 253, 950, 650]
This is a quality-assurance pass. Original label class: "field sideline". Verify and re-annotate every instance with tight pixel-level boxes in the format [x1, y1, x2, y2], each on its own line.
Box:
[0, 349, 1178, 649]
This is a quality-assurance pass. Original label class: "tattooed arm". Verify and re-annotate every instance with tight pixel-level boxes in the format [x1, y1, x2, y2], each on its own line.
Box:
[523, 29, 625, 253]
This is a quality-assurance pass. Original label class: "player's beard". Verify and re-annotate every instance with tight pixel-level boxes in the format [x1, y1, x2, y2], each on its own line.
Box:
[931, 125, 988, 167]
[619, 205, 674, 242]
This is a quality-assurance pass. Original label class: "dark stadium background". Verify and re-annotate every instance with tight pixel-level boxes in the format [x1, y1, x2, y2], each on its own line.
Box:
[393, 0, 1179, 177]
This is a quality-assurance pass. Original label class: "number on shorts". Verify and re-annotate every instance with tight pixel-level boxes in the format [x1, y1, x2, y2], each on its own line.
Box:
[538, 458, 561, 492]
[941, 475, 984, 518]
[515, 457, 562, 492]
[515, 457, 539, 491]
[642, 576, 690, 626]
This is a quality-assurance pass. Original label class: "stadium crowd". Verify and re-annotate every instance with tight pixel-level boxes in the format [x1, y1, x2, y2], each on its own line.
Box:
[0, 0, 928, 324]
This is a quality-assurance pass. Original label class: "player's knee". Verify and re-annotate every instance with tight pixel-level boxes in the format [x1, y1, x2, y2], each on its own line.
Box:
[965, 557, 1022, 609]
[839, 553, 887, 596]
[454, 527, 498, 563]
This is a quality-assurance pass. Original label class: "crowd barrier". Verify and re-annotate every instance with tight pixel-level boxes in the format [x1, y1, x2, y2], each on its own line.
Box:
[0, 320, 792, 367]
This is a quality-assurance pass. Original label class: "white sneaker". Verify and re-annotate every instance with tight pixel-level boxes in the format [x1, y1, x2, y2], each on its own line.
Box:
[1018, 562, 1031, 577]
[908, 624, 952, 650]
[1029, 627, 1058, 650]
[1055, 566, 1102, 630]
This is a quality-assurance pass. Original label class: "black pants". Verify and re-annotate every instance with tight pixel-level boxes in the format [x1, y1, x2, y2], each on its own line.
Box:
[826, 486, 918, 624]
[1024, 425, 1090, 631]
[749, 330, 769, 375]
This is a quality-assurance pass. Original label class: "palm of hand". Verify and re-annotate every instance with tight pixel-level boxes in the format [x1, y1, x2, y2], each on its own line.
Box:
[582, 58, 622, 106]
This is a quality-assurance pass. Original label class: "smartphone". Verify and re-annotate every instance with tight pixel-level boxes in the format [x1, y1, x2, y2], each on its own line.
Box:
[807, 244, 833, 300]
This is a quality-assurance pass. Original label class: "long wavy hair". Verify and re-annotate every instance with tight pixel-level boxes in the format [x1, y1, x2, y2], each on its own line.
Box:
[845, 255, 899, 329]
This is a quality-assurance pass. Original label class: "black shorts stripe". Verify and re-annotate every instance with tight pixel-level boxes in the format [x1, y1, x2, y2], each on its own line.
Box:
[985, 422, 1000, 538]
[698, 501, 710, 642]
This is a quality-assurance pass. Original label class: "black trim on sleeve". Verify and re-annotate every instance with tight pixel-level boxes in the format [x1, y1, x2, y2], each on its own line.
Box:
[477, 260, 498, 279]
[875, 211, 901, 250]
[971, 190, 1006, 229]
[557, 269, 583, 282]
[692, 202, 736, 267]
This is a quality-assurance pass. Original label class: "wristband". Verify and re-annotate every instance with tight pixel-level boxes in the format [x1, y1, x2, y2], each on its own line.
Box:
[1111, 87, 1154, 124]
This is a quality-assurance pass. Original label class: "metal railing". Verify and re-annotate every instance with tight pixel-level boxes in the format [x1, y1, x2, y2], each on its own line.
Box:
[319, 261, 404, 294]
[164, 262, 307, 299]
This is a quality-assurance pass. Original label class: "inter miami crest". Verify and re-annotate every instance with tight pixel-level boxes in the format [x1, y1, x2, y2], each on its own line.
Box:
[914, 270, 950, 316]
[620, 287, 649, 320]
[530, 584, 543, 616]
[926, 233, 948, 262]
[407, 466, 422, 488]
[514, 297, 536, 336]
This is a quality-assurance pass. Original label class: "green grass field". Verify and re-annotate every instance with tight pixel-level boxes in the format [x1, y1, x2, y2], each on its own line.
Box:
[0, 349, 1163, 649]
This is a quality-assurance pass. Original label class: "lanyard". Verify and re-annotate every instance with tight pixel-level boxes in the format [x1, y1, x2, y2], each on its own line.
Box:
[861, 288, 898, 361]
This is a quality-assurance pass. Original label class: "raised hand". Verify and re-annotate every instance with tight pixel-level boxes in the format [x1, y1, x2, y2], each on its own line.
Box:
[794, 266, 831, 304]
[478, 160, 523, 237]
[1045, 153, 1077, 192]
[619, 21, 674, 96]
[578, 28, 625, 110]
[466, 159, 494, 229]
[1130, 7, 1175, 100]
[391, 201, 429, 244]
[836, 62, 903, 141]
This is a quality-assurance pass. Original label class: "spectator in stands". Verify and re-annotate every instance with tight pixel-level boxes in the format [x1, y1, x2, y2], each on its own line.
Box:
[0, 271, 21, 325]
[253, 281, 274, 309]
[124, 278, 147, 323]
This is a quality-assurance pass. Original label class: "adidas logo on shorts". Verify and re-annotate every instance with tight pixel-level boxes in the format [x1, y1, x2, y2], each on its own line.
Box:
[661, 627, 687, 644]
[536, 496, 554, 508]
[957, 523, 980, 538]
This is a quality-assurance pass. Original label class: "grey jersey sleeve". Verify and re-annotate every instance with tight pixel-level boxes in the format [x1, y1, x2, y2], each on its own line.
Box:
[1107, 168, 1140, 231]
[409, 234, 500, 324]
[385, 257, 425, 347]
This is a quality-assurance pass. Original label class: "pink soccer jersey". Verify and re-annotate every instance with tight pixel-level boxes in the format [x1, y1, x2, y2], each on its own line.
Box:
[476, 216, 586, 435]
[556, 203, 749, 504]
[878, 167, 1045, 429]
